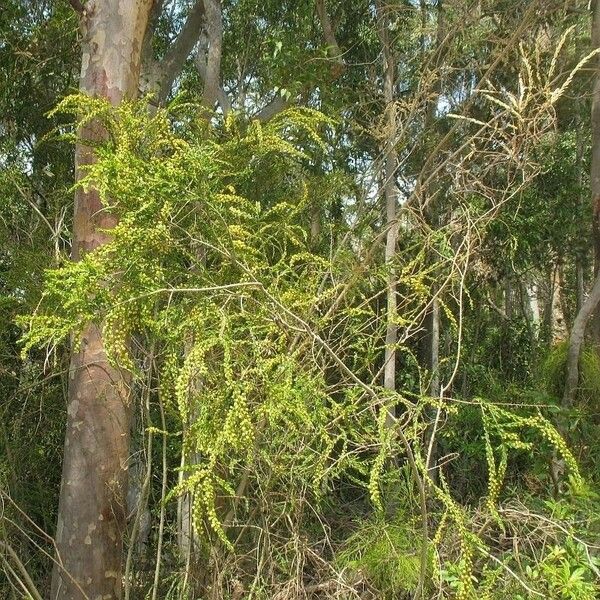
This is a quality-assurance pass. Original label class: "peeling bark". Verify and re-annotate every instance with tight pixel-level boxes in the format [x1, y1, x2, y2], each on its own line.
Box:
[50, 2, 153, 599]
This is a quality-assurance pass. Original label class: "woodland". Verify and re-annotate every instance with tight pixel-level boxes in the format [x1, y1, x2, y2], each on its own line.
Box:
[1, 0, 600, 599]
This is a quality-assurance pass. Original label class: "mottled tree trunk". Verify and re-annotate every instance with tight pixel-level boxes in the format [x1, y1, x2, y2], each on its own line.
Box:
[50, 2, 152, 599]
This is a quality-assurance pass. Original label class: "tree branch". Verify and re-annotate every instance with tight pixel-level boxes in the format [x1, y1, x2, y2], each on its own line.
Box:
[161, 0, 206, 79]
[200, 0, 224, 109]
[563, 273, 600, 407]
[194, 34, 232, 115]
[315, 0, 345, 77]
[141, 0, 206, 105]
[254, 95, 290, 122]
[253, 0, 345, 123]
[192, 0, 232, 115]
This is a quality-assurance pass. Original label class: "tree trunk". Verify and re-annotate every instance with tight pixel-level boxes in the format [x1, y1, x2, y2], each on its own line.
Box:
[563, 274, 600, 407]
[376, 0, 399, 429]
[50, 3, 152, 599]
[590, 0, 600, 344]
[422, 0, 444, 484]
[550, 263, 567, 344]
[521, 280, 540, 347]
[562, 0, 600, 407]
[576, 112, 586, 315]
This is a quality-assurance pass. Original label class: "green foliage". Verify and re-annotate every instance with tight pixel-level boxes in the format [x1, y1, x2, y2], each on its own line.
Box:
[5, 4, 600, 598]
[533, 542, 598, 600]
[541, 341, 600, 408]
[336, 513, 423, 598]
[18, 94, 383, 548]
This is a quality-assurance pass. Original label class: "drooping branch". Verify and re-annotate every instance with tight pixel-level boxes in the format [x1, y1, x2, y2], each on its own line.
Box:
[411, 0, 541, 208]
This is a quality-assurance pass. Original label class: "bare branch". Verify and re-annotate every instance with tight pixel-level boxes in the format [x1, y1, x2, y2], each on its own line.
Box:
[141, 0, 206, 105]
[254, 96, 290, 122]
[161, 0, 206, 80]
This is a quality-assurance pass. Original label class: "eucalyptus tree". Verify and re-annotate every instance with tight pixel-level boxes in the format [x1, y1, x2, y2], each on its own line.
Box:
[48, 4, 154, 599]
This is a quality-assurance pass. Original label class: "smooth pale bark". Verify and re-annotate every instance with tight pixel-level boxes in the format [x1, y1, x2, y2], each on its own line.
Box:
[141, 0, 205, 105]
[376, 0, 399, 427]
[50, 2, 153, 599]
[521, 281, 540, 347]
[201, 0, 224, 110]
[564, 274, 600, 406]
[528, 283, 541, 328]
[550, 264, 567, 344]
[591, 0, 600, 343]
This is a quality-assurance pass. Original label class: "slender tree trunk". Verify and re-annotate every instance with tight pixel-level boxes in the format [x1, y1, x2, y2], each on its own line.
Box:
[521, 280, 540, 348]
[504, 278, 513, 320]
[563, 1, 600, 407]
[550, 262, 567, 344]
[528, 282, 541, 328]
[590, 0, 600, 344]
[564, 275, 600, 406]
[576, 114, 586, 315]
[376, 0, 399, 427]
[310, 201, 321, 249]
[50, 3, 152, 599]
[422, 0, 444, 484]
[557, 263, 571, 334]
[426, 293, 441, 484]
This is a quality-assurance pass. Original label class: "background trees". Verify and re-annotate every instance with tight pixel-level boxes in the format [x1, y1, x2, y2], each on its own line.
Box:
[1, 1, 600, 599]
